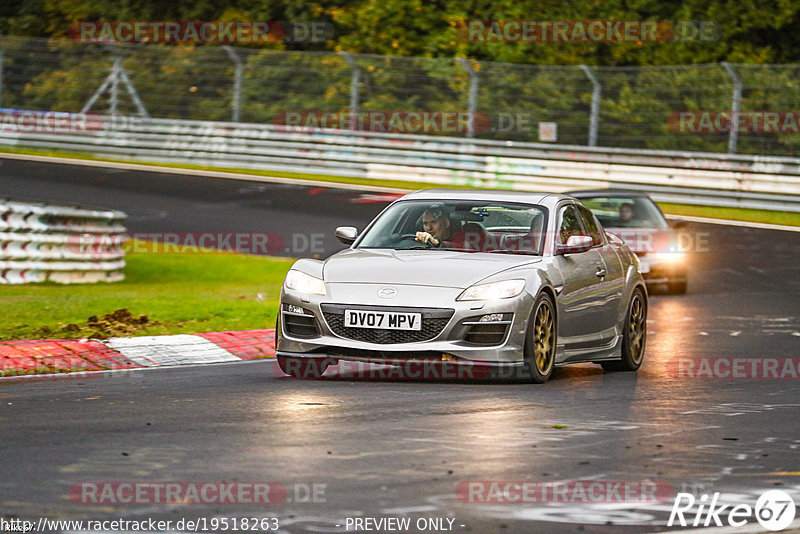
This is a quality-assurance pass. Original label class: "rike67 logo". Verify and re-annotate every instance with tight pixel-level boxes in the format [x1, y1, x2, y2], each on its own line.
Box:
[668, 490, 796, 531]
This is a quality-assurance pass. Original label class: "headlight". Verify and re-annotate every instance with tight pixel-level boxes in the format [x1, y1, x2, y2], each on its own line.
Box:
[457, 279, 526, 301]
[652, 252, 685, 263]
[284, 270, 326, 296]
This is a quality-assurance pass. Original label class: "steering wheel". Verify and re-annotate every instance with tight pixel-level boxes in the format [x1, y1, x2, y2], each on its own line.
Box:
[392, 233, 432, 247]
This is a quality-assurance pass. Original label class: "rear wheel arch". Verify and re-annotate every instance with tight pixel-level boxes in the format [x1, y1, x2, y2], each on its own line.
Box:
[618, 276, 647, 323]
[603, 286, 647, 372]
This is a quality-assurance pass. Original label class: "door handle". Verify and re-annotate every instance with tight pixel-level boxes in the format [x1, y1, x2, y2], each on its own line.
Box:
[595, 268, 606, 278]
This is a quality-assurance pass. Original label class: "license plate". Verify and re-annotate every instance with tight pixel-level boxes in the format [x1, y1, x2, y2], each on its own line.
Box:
[639, 260, 650, 274]
[344, 310, 422, 331]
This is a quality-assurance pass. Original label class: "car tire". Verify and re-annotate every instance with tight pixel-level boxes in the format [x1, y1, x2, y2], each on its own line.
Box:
[521, 292, 557, 384]
[277, 356, 331, 379]
[602, 287, 647, 372]
[274, 316, 280, 353]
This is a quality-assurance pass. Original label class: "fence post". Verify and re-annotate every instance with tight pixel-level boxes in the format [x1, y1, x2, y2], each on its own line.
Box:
[340, 52, 360, 129]
[721, 62, 741, 154]
[109, 53, 120, 117]
[117, 63, 149, 118]
[580, 65, 601, 147]
[224, 46, 243, 122]
[457, 58, 479, 138]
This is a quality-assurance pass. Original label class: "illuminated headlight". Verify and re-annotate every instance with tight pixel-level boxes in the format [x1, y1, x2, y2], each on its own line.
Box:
[652, 252, 685, 263]
[457, 279, 525, 301]
[284, 270, 326, 296]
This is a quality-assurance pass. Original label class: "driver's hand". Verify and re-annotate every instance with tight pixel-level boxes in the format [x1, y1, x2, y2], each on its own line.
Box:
[415, 231, 440, 246]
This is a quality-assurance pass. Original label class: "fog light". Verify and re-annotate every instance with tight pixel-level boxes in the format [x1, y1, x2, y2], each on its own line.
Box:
[286, 304, 306, 315]
[480, 313, 504, 322]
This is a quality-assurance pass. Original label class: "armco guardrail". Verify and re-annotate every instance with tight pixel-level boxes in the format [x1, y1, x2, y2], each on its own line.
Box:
[0, 198, 127, 284]
[2, 113, 800, 211]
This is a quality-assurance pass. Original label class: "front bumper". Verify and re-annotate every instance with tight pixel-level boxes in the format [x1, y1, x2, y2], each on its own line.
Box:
[637, 253, 687, 284]
[277, 282, 536, 365]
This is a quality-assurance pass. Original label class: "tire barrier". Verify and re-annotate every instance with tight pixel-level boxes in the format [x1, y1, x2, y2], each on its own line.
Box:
[0, 198, 127, 284]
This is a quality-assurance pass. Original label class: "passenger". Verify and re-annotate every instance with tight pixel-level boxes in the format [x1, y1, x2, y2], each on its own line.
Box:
[502, 213, 542, 253]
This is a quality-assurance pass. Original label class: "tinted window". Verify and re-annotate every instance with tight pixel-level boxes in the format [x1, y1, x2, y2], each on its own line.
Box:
[559, 205, 587, 244]
[577, 196, 668, 229]
[577, 204, 603, 246]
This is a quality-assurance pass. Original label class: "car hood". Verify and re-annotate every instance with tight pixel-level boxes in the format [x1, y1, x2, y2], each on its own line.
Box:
[604, 228, 674, 254]
[322, 248, 542, 289]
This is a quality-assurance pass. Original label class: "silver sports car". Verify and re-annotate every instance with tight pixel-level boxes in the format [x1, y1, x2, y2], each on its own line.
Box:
[276, 189, 647, 383]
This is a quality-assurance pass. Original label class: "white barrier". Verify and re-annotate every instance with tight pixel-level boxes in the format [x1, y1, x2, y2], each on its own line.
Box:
[2, 113, 800, 211]
[0, 198, 127, 284]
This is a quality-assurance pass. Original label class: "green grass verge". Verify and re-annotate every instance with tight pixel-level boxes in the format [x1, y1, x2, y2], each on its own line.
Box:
[0, 145, 437, 192]
[2, 145, 799, 227]
[656, 202, 800, 227]
[0, 241, 295, 342]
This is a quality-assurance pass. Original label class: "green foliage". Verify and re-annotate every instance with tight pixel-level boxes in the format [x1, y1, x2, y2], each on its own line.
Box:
[3, 0, 800, 65]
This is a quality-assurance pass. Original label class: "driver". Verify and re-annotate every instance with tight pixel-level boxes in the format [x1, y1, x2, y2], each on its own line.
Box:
[415, 209, 464, 248]
[619, 203, 635, 224]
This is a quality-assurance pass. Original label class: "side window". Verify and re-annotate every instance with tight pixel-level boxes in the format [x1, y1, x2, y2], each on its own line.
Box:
[559, 205, 587, 244]
[577, 205, 603, 246]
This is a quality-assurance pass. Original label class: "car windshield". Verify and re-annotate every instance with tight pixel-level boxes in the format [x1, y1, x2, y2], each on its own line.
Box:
[356, 200, 548, 255]
[577, 196, 668, 229]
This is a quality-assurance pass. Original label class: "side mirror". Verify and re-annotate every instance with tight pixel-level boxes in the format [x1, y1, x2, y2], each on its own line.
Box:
[605, 231, 624, 245]
[557, 235, 593, 255]
[670, 219, 688, 230]
[335, 226, 358, 245]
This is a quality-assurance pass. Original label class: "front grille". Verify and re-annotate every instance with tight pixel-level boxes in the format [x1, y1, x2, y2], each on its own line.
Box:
[462, 313, 512, 346]
[464, 323, 509, 345]
[321, 304, 453, 344]
[283, 313, 320, 338]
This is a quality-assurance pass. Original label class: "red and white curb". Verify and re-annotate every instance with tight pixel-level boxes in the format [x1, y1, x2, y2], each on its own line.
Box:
[0, 329, 276, 378]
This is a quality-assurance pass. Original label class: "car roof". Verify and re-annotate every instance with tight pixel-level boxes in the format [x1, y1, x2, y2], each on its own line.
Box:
[567, 188, 654, 199]
[398, 189, 570, 208]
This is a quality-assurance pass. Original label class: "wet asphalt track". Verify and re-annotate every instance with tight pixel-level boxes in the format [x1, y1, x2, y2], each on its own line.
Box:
[1, 157, 800, 533]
